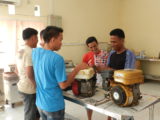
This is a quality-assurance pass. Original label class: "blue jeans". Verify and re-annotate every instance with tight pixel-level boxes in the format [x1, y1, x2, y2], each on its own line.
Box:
[38, 108, 65, 120]
[19, 91, 40, 120]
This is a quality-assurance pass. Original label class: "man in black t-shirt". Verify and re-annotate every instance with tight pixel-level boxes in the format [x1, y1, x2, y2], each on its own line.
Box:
[97, 28, 135, 72]
[97, 28, 135, 120]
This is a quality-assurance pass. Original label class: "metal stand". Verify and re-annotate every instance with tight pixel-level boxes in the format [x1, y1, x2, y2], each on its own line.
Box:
[149, 105, 154, 120]
[64, 90, 159, 120]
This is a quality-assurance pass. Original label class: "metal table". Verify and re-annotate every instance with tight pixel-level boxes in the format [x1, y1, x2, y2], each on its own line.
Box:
[63, 88, 160, 120]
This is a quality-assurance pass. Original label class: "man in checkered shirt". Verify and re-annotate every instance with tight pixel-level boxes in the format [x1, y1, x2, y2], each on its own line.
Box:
[82, 36, 108, 67]
[82, 36, 109, 120]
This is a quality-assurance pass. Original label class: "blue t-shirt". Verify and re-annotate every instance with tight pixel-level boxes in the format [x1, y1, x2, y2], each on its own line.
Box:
[32, 48, 66, 112]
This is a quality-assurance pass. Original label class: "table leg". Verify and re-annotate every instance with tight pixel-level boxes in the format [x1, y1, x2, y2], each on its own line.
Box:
[149, 105, 154, 120]
[114, 116, 134, 120]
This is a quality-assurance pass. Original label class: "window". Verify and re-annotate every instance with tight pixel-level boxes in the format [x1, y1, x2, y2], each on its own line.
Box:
[0, 20, 45, 68]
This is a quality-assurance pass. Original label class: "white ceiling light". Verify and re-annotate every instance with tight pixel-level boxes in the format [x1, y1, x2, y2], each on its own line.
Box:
[34, 5, 40, 16]
[8, 4, 15, 15]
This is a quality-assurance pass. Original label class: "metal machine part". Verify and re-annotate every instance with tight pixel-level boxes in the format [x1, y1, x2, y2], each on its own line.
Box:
[132, 84, 142, 105]
[72, 74, 97, 97]
[110, 83, 142, 106]
[100, 70, 114, 91]
[75, 68, 95, 80]
[101, 69, 144, 107]
[114, 69, 144, 85]
[111, 85, 127, 106]
[110, 83, 134, 106]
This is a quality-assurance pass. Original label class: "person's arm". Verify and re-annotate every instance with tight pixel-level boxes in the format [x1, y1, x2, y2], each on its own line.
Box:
[54, 56, 88, 90]
[125, 50, 136, 69]
[25, 49, 36, 87]
[82, 52, 94, 67]
[95, 50, 114, 72]
[25, 66, 36, 87]
[59, 63, 88, 89]
[95, 65, 113, 72]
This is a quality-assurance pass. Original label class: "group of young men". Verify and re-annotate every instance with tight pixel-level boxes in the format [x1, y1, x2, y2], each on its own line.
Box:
[16, 26, 135, 120]
[82, 29, 135, 120]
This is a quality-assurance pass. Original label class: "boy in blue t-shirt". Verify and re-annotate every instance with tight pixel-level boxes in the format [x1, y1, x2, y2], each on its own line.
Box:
[32, 26, 88, 120]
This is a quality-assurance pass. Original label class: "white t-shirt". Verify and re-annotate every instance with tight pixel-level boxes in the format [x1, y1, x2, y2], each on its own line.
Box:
[16, 45, 35, 94]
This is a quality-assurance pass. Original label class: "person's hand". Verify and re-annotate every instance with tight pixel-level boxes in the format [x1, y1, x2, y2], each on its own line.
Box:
[88, 59, 93, 66]
[31, 81, 36, 88]
[96, 66, 113, 72]
[75, 62, 89, 71]
[96, 66, 108, 72]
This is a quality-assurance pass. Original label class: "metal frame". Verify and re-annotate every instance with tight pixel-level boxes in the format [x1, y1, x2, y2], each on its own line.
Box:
[149, 105, 154, 120]
[64, 90, 160, 120]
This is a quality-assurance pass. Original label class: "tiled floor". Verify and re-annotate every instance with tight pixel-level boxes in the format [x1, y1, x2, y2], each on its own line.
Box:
[0, 80, 160, 120]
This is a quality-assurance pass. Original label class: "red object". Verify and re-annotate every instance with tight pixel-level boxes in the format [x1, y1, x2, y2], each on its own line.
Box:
[82, 51, 95, 66]
[72, 80, 79, 96]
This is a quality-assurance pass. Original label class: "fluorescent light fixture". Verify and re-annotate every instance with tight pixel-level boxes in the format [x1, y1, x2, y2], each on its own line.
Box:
[34, 5, 40, 16]
[8, 4, 15, 15]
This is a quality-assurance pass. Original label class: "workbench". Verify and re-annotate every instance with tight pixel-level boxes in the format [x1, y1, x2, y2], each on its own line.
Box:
[63, 88, 160, 120]
[136, 58, 160, 81]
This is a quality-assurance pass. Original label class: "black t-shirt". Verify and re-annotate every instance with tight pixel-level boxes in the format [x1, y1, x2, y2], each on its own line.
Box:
[108, 50, 126, 70]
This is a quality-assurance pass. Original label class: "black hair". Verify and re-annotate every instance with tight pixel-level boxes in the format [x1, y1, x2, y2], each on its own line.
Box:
[22, 28, 38, 40]
[110, 28, 125, 39]
[86, 36, 98, 46]
[40, 29, 45, 38]
[43, 26, 63, 43]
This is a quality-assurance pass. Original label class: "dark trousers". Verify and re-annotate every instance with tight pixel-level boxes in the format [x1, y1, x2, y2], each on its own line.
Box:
[38, 108, 65, 120]
[19, 91, 40, 120]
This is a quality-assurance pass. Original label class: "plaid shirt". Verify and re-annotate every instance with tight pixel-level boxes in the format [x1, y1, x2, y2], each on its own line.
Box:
[94, 50, 108, 66]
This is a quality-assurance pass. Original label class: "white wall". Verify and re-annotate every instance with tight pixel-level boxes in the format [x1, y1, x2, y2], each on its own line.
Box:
[52, 0, 121, 63]
[0, 0, 51, 67]
[0, 0, 121, 64]
[0, 0, 53, 16]
[120, 0, 160, 75]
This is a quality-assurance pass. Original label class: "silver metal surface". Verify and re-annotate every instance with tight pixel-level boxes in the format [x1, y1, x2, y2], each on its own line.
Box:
[149, 105, 154, 120]
[63, 89, 160, 120]
[137, 58, 160, 62]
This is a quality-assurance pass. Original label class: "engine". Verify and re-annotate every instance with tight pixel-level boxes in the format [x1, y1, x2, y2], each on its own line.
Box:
[101, 69, 144, 107]
[72, 68, 97, 97]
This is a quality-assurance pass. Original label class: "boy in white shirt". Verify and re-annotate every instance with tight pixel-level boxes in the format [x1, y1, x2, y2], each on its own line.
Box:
[16, 28, 39, 120]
